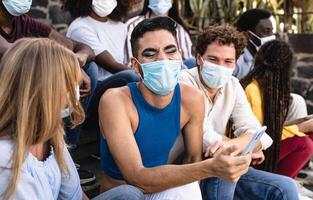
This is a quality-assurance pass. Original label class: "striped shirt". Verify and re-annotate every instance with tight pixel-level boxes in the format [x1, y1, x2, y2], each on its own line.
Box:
[124, 14, 193, 63]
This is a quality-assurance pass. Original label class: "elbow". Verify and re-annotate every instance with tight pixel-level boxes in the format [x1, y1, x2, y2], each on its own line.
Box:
[124, 169, 155, 194]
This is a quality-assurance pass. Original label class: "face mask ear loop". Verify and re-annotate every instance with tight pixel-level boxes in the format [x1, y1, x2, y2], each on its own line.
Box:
[133, 58, 144, 81]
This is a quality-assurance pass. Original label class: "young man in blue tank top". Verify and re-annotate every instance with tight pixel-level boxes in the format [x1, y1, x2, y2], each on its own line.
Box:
[98, 16, 253, 199]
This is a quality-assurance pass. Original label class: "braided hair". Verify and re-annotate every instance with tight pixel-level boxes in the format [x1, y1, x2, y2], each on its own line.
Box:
[241, 40, 293, 172]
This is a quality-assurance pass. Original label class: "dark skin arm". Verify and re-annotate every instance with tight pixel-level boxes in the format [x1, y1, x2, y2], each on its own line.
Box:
[49, 29, 94, 95]
[49, 29, 95, 66]
[95, 50, 128, 73]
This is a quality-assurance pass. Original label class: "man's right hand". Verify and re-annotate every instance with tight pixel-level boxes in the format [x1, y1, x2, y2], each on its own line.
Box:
[207, 145, 251, 182]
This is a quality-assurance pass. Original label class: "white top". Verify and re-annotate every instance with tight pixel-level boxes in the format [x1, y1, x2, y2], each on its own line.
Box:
[125, 14, 193, 63]
[67, 16, 127, 81]
[180, 68, 273, 150]
[0, 139, 82, 200]
[233, 48, 254, 80]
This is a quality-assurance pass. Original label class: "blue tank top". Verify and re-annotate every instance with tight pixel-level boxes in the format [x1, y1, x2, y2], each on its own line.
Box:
[100, 82, 181, 180]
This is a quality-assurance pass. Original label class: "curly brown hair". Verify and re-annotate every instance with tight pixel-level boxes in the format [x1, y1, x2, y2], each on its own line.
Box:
[195, 25, 247, 59]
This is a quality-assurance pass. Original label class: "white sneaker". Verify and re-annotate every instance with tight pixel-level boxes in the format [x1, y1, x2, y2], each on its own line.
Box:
[296, 180, 313, 199]
[299, 194, 313, 200]
[298, 169, 313, 185]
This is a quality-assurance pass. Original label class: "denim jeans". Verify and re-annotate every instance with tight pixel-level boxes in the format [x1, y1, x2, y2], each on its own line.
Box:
[65, 62, 99, 148]
[201, 167, 299, 200]
[92, 185, 144, 200]
[83, 69, 140, 131]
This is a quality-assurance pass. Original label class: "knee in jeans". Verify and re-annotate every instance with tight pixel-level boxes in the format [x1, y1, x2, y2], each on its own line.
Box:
[273, 176, 297, 199]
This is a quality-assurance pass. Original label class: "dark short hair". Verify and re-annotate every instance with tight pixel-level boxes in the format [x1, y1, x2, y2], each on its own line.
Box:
[130, 16, 178, 57]
[195, 25, 247, 59]
[235, 9, 271, 32]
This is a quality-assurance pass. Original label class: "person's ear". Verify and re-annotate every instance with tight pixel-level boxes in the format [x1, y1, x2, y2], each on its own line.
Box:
[131, 57, 140, 73]
[131, 57, 143, 78]
[196, 53, 203, 70]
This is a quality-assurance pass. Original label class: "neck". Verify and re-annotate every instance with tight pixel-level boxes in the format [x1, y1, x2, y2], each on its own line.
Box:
[89, 11, 108, 22]
[0, 7, 13, 34]
[29, 141, 50, 161]
[138, 82, 174, 109]
[247, 42, 257, 57]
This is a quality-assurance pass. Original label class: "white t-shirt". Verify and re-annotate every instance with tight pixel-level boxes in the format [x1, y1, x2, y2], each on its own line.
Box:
[67, 16, 127, 81]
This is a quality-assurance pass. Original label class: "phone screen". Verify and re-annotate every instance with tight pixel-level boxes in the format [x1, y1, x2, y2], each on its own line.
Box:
[242, 126, 267, 155]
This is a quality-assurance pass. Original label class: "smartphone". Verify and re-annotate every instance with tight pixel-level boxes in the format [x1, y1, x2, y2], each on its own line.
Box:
[242, 126, 267, 155]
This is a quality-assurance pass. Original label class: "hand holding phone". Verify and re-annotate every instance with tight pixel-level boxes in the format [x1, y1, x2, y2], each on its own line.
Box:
[242, 126, 267, 155]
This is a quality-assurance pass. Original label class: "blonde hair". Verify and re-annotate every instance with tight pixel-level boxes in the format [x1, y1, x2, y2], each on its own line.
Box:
[0, 38, 85, 199]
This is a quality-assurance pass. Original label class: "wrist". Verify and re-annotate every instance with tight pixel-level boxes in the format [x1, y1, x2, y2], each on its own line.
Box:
[202, 159, 214, 178]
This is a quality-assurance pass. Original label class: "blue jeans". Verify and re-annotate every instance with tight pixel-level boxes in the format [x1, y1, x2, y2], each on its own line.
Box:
[92, 185, 144, 200]
[65, 62, 99, 148]
[201, 167, 299, 200]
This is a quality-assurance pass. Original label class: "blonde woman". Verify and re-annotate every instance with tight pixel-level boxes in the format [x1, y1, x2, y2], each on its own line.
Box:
[0, 38, 144, 200]
[0, 38, 85, 199]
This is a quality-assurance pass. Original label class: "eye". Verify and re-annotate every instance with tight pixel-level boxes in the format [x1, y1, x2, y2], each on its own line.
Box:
[165, 47, 177, 54]
[208, 57, 216, 62]
[142, 50, 156, 58]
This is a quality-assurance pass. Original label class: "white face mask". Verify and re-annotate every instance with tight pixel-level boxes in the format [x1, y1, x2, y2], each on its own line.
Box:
[248, 31, 276, 51]
[200, 58, 234, 89]
[61, 85, 80, 119]
[92, 0, 117, 17]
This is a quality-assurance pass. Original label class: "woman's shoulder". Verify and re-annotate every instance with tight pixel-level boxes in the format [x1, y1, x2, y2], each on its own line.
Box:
[244, 80, 260, 94]
[0, 138, 14, 167]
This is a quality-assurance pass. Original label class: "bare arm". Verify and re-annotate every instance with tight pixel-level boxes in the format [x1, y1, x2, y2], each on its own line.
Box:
[49, 30, 95, 65]
[95, 51, 129, 73]
[99, 88, 251, 193]
[181, 85, 205, 164]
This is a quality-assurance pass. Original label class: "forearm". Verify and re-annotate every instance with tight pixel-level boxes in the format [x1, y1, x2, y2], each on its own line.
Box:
[73, 42, 95, 63]
[127, 161, 212, 194]
[96, 59, 128, 73]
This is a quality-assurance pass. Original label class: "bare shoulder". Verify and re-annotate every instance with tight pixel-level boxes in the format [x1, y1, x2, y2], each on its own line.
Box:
[180, 82, 204, 114]
[99, 86, 132, 111]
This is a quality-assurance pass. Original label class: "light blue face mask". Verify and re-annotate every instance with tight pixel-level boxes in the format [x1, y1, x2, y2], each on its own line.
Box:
[61, 85, 80, 119]
[2, 0, 32, 16]
[148, 0, 172, 16]
[140, 59, 181, 95]
[200, 58, 234, 89]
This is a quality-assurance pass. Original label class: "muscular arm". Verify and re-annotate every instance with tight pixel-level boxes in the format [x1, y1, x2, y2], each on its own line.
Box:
[99, 88, 251, 193]
[181, 84, 205, 164]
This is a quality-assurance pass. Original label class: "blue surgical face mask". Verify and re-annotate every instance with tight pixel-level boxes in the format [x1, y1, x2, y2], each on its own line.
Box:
[148, 0, 172, 16]
[140, 59, 181, 95]
[2, 0, 32, 16]
[200, 58, 234, 89]
[61, 85, 80, 119]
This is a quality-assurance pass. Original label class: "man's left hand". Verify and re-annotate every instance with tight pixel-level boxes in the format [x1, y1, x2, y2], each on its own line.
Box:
[251, 150, 265, 166]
